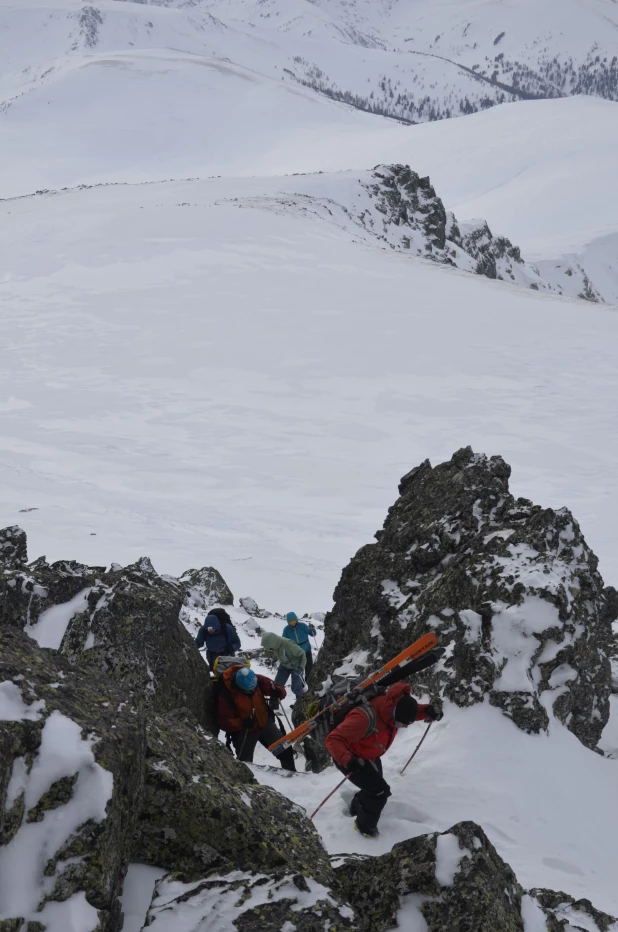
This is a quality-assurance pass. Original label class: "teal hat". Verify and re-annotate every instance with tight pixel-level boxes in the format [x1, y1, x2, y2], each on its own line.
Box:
[234, 667, 257, 693]
[286, 612, 298, 623]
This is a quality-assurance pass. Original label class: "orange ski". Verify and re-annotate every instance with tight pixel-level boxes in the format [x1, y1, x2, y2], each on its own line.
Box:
[268, 632, 438, 753]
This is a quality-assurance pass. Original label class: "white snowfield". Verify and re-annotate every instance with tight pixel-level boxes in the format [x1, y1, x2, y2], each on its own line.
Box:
[3, 172, 618, 609]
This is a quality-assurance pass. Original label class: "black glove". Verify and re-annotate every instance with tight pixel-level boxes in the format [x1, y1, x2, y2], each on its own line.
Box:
[424, 705, 443, 722]
[241, 715, 255, 729]
[267, 696, 281, 711]
[273, 684, 286, 699]
[346, 756, 365, 773]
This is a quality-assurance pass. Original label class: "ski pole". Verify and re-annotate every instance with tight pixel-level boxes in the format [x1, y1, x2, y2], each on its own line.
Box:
[279, 706, 293, 732]
[400, 723, 432, 776]
[238, 730, 249, 760]
[310, 774, 350, 820]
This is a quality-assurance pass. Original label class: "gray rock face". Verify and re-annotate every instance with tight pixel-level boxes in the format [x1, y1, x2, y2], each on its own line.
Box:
[360, 165, 561, 294]
[335, 820, 618, 931]
[144, 869, 356, 932]
[179, 566, 234, 619]
[0, 534, 224, 730]
[336, 821, 524, 932]
[60, 559, 212, 730]
[312, 447, 616, 750]
[134, 710, 332, 884]
[529, 888, 618, 931]
[0, 628, 145, 932]
[0, 526, 27, 569]
[0, 629, 348, 932]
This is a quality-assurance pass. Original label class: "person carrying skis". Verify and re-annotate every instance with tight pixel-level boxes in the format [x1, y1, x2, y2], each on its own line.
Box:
[325, 683, 442, 838]
[261, 632, 307, 698]
[283, 612, 317, 677]
[216, 663, 295, 770]
[196, 608, 241, 667]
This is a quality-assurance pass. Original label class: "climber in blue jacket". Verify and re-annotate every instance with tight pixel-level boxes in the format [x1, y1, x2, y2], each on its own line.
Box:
[196, 608, 240, 667]
[282, 612, 317, 677]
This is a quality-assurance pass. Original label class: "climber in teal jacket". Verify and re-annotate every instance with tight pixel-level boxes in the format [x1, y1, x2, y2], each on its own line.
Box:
[282, 612, 317, 677]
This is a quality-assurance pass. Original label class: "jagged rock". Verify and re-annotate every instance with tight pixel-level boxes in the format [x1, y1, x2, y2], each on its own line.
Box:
[143, 869, 357, 932]
[0, 533, 214, 730]
[335, 821, 523, 931]
[0, 628, 145, 932]
[61, 560, 213, 729]
[368, 164, 448, 250]
[311, 448, 616, 752]
[133, 710, 332, 884]
[179, 566, 234, 624]
[528, 888, 618, 931]
[452, 217, 523, 280]
[0, 630, 357, 931]
[239, 595, 272, 618]
[0, 527, 27, 569]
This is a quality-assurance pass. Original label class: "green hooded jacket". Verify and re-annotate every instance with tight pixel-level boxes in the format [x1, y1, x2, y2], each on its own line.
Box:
[261, 632, 306, 672]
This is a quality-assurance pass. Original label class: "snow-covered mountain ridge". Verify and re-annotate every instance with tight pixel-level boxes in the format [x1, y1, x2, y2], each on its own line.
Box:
[2, 0, 617, 128]
[227, 164, 607, 301]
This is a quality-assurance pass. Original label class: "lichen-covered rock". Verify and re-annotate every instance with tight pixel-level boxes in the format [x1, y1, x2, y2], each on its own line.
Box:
[311, 448, 616, 752]
[528, 888, 618, 931]
[0, 628, 145, 932]
[143, 869, 357, 932]
[335, 821, 523, 932]
[0, 533, 215, 731]
[59, 558, 213, 730]
[133, 710, 334, 884]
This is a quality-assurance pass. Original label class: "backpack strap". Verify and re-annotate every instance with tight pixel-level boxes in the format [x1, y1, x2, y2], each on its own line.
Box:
[357, 697, 377, 739]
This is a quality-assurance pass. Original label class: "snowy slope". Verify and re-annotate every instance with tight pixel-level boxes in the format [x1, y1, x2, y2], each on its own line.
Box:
[201, 0, 618, 120]
[252, 703, 618, 918]
[3, 176, 618, 612]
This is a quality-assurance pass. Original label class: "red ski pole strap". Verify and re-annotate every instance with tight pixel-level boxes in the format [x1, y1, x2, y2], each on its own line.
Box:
[268, 633, 438, 753]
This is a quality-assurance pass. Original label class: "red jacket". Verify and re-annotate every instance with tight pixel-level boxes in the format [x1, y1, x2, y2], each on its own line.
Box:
[217, 668, 286, 734]
[325, 682, 430, 768]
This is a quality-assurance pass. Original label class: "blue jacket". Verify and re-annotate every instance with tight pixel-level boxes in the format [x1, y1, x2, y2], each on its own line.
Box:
[196, 613, 240, 657]
[282, 621, 316, 655]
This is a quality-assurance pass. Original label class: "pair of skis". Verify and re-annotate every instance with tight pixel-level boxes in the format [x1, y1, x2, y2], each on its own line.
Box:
[268, 632, 440, 753]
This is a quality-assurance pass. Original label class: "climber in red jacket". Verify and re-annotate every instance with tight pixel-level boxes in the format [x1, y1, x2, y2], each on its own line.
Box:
[325, 682, 442, 838]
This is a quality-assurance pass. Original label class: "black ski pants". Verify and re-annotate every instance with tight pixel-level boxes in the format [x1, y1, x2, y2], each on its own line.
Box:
[230, 717, 296, 771]
[337, 758, 391, 834]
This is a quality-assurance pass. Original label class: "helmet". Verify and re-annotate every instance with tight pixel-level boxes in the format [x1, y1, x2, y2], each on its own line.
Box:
[234, 667, 257, 693]
[286, 612, 298, 624]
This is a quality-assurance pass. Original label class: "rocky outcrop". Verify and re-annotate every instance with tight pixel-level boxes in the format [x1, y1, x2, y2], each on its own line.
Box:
[0, 531, 225, 729]
[336, 821, 524, 932]
[134, 710, 331, 884]
[144, 869, 357, 932]
[236, 163, 609, 301]
[311, 447, 616, 751]
[0, 628, 145, 932]
[0, 627, 351, 931]
[528, 888, 618, 931]
[335, 821, 618, 932]
[179, 565, 234, 625]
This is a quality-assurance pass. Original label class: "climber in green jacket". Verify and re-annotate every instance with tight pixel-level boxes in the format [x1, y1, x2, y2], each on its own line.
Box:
[261, 632, 307, 698]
